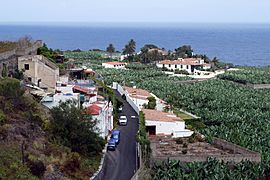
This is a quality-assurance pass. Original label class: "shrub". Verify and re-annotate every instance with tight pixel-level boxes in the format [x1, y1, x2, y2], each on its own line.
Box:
[0, 110, 6, 125]
[26, 160, 46, 178]
[175, 138, 183, 144]
[50, 101, 105, 156]
[188, 137, 195, 143]
[62, 153, 81, 174]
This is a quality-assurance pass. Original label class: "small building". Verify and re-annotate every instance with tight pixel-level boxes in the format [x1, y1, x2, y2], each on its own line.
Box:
[156, 58, 211, 74]
[41, 92, 80, 109]
[102, 61, 127, 69]
[18, 55, 59, 89]
[143, 109, 193, 138]
[124, 86, 152, 109]
[86, 101, 113, 139]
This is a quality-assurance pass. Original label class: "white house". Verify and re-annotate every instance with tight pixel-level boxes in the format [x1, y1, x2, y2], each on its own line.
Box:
[102, 61, 127, 69]
[85, 101, 113, 139]
[123, 86, 152, 109]
[41, 92, 80, 109]
[156, 58, 211, 74]
[143, 109, 193, 138]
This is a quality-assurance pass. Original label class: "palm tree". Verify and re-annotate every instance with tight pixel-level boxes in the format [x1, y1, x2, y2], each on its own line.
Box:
[123, 39, 136, 57]
[106, 43, 115, 59]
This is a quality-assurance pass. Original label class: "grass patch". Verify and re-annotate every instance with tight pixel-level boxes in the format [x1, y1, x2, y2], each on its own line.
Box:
[174, 109, 194, 120]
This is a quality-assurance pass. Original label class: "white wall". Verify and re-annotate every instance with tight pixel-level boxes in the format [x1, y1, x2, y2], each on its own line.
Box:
[112, 82, 140, 115]
[146, 120, 193, 138]
[157, 63, 192, 74]
[102, 63, 126, 69]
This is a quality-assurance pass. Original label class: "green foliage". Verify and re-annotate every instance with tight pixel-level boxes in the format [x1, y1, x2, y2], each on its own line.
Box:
[96, 67, 191, 86]
[137, 77, 270, 177]
[106, 43, 115, 53]
[37, 43, 57, 60]
[0, 110, 6, 125]
[0, 41, 17, 53]
[123, 39, 136, 56]
[0, 78, 24, 99]
[0, 144, 38, 180]
[1, 63, 8, 77]
[64, 51, 103, 60]
[174, 69, 189, 75]
[175, 45, 193, 58]
[50, 101, 105, 156]
[137, 112, 151, 167]
[152, 158, 262, 180]
[146, 96, 156, 109]
[218, 67, 270, 84]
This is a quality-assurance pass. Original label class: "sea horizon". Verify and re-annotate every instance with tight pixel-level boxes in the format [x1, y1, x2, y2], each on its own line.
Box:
[1, 22, 270, 66]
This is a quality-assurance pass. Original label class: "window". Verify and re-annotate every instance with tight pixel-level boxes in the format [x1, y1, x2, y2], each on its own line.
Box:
[169, 64, 171, 68]
[175, 65, 177, 68]
[163, 64, 165, 68]
[186, 65, 189, 69]
[24, 64, 29, 70]
[181, 65, 183, 69]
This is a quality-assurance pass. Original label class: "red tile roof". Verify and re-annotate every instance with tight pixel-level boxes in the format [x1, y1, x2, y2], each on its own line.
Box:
[104, 61, 126, 65]
[124, 86, 152, 100]
[143, 109, 183, 122]
[158, 58, 205, 66]
[86, 104, 102, 115]
[73, 86, 89, 94]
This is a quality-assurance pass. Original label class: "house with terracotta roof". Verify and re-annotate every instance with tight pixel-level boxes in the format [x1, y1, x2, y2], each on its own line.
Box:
[143, 109, 193, 138]
[102, 61, 127, 69]
[156, 58, 211, 74]
[85, 100, 113, 139]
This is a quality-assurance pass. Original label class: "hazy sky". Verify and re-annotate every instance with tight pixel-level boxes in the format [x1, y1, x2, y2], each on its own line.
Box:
[1, 0, 270, 24]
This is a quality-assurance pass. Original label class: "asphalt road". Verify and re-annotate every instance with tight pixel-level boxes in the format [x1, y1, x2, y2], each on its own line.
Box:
[103, 91, 139, 180]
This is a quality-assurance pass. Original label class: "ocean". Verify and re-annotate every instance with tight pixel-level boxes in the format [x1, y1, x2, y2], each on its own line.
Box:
[0, 23, 270, 66]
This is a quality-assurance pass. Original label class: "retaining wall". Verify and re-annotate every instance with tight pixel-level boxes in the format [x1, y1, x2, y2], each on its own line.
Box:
[112, 82, 140, 115]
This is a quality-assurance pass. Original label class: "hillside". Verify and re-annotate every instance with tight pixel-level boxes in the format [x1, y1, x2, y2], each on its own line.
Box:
[0, 78, 103, 180]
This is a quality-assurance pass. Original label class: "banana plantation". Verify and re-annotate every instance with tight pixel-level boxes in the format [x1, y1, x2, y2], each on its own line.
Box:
[97, 65, 270, 178]
[218, 67, 270, 84]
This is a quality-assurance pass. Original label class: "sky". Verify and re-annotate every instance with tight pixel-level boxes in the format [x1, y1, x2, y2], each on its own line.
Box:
[1, 0, 270, 24]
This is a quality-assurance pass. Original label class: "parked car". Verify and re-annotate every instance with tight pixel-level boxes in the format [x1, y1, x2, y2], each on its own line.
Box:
[111, 130, 120, 145]
[107, 138, 116, 151]
[119, 115, 127, 126]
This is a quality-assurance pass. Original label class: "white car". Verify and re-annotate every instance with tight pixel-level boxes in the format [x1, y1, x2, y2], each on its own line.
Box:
[119, 115, 127, 126]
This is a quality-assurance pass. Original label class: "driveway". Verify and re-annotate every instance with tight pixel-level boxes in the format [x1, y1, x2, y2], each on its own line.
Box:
[102, 91, 139, 180]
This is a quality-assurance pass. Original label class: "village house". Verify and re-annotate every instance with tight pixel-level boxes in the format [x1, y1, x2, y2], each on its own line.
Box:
[143, 109, 193, 138]
[85, 100, 113, 139]
[102, 61, 127, 69]
[156, 58, 211, 74]
[18, 55, 59, 90]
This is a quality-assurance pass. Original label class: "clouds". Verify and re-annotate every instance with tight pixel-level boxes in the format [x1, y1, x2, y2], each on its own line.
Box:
[0, 0, 270, 23]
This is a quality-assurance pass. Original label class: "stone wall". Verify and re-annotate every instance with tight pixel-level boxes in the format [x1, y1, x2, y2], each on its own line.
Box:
[150, 137, 261, 166]
[0, 40, 43, 77]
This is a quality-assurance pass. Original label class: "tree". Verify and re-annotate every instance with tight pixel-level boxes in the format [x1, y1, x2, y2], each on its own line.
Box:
[123, 39, 136, 56]
[50, 101, 105, 156]
[106, 43, 115, 59]
[1, 63, 8, 77]
[146, 96, 156, 109]
[175, 45, 193, 58]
